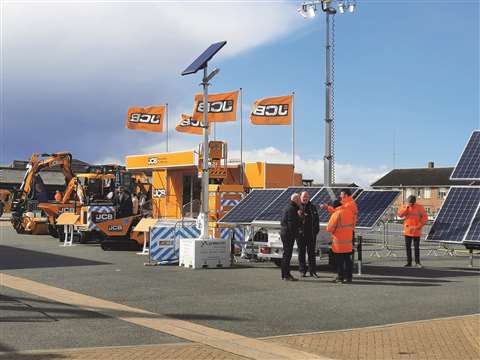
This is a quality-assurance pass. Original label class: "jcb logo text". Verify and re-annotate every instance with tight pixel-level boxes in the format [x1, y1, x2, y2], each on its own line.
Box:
[108, 225, 123, 232]
[153, 189, 166, 198]
[129, 113, 161, 124]
[252, 104, 289, 117]
[196, 101, 233, 113]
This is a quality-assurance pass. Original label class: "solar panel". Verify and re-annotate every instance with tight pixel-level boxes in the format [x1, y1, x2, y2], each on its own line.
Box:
[181, 41, 227, 76]
[426, 186, 480, 243]
[464, 206, 480, 244]
[355, 190, 400, 229]
[254, 187, 323, 223]
[311, 187, 361, 223]
[218, 189, 283, 224]
[451, 131, 480, 180]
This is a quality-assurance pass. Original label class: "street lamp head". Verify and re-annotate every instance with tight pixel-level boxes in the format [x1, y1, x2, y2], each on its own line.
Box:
[297, 6, 308, 18]
[338, 1, 345, 13]
[307, 5, 317, 18]
[348, 1, 355, 13]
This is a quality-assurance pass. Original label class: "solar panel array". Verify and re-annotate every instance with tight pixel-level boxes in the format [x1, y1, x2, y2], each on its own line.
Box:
[450, 131, 480, 180]
[355, 190, 400, 229]
[254, 187, 323, 222]
[219, 189, 283, 224]
[426, 187, 480, 243]
[464, 207, 480, 243]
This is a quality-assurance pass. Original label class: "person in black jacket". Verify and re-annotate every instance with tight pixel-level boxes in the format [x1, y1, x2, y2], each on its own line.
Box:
[114, 186, 133, 218]
[280, 193, 301, 281]
[298, 191, 320, 278]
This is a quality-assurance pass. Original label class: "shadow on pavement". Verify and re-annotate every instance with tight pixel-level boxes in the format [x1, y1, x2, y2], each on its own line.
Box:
[360, 265, 480, 278]
[163, 313, 248, 321]
[0, 246, 110, 270]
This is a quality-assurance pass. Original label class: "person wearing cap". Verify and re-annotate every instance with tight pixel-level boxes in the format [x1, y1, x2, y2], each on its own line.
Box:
[298, 191, 320, 278]
[397, 195, 428, 268]
[326, 200, 355, 283]
[280, 193, 301, 281]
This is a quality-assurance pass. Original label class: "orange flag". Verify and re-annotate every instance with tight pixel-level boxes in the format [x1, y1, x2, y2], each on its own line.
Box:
[192, 90, 239, 123]
[250, 95, 293, 125]
[175, 114, 209, 135]
[126, 105, 165, 132]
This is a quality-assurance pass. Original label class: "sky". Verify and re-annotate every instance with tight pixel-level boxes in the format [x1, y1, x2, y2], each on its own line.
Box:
[1, 0, 479, 186]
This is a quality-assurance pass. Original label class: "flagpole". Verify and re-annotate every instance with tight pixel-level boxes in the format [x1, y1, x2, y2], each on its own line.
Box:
[240, 87, 244, 185]
[165, 102, 169, 152]
[292, 91, 295, 186]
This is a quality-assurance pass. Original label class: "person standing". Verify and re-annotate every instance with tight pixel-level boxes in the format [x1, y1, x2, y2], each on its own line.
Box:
[54, 190, 62, 202]
[397, 195, 428, 268]
[114, 186, 133, 218]
[298, 191, 320, 278]
[326, 200, 355, 283]
[280, 193, 301, 281]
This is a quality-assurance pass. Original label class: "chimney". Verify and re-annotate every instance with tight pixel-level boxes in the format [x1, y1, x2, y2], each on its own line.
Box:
[427, 161, 434, 169]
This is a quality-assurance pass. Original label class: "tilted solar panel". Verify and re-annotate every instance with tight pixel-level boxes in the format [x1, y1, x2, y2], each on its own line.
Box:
[218, 189, 283, 224]
[426, 186, 480, 243]
[450, 131, 480, 180]
[181, 41, 227, 76]
[355, 190, 400, 229]
[310, 187, 361, 223]
[464, 206, 480, 244]
[254, 187, 323, 222]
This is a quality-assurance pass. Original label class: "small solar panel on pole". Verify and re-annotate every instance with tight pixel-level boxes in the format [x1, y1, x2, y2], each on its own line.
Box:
[181, 41, 227, 239]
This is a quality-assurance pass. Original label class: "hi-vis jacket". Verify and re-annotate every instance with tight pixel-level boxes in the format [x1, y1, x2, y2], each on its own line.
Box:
[327, 195, 358, 226]
[326, 207, 355, 253]
[397, 203, 428, 237]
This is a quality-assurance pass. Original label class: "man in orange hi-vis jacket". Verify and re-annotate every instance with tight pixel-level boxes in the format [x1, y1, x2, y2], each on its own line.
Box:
[326, 200, 355, 284]
[397, 195, 428, 268]
[321, 188, 358, 225]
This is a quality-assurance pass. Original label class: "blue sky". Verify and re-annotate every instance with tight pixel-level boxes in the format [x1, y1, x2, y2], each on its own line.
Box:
[1, 0, 479, 185]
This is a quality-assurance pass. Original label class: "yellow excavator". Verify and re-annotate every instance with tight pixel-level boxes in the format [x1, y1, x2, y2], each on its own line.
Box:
[10, 152, 75, 234]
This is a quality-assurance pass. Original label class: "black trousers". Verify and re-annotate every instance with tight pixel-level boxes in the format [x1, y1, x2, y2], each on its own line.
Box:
[335, 252, 353, 281]
[405, 236, 420, 264]
[297, 235, 316, 274]
[280, 232, 295, 279]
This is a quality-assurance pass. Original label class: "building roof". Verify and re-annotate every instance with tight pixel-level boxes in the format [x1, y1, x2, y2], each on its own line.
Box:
[371, 167, 472, 187]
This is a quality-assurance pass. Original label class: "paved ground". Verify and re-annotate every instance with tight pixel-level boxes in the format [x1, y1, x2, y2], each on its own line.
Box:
[1, 224, 479, 359]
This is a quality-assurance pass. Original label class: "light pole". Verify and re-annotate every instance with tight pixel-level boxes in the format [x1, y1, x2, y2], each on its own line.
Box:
[298, 0, 355, 187]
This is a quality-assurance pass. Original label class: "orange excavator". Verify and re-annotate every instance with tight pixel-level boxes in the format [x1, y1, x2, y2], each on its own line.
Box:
[10, 152, 75, 234]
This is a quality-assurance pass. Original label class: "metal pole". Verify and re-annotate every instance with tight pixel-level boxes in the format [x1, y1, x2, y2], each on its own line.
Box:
[165, 103, 169, 152]
[201, 66, 210, 238]
[324, 11, 333, 187]
[292, 91, 295, 186]
[240, 87, 244, 185]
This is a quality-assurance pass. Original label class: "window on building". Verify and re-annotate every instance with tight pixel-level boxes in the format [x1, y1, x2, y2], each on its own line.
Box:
[424, 188, 431, 199]
[415, 188, 422, 198]
[438, 188, 448, 200]
[405, 188, 414, 198]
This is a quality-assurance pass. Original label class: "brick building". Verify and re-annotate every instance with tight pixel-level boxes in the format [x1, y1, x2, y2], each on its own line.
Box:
[371, 162, 472, 218]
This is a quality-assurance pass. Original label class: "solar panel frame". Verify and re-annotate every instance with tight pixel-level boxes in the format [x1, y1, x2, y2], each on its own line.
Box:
[310, 187, 362, 224]
[426, 186, 480, 244]
[253, 187, 323, 224]
[218, 189, 284, 225]
[450, 131, 480, 180]
[181, 41, 227, 76]
[354, 190, 400, 229]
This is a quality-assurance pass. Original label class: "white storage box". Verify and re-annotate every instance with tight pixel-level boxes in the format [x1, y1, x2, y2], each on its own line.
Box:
[179, 238, 231, 269]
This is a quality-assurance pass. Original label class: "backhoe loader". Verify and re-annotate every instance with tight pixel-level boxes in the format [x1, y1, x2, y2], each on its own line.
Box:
[10, 152, 75, 234]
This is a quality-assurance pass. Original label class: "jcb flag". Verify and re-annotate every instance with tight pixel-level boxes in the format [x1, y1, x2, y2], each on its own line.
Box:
[192, 90, 239, 123]
[126, 105, 165, 132]
[176, 114, 209, 135]
[250, 95, 293, 125]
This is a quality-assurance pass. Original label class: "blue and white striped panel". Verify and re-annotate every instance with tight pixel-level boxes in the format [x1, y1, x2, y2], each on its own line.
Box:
[232, 227, 244, 242]
[176, 226, 201, 239]
[87, 206, 115, 231]
[150, 226, 177, 264]
[220, 228, 231, 240]
[221, 199, 240, 207]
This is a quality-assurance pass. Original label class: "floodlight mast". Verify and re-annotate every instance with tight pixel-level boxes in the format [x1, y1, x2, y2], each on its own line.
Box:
[297, 0, 355, 187]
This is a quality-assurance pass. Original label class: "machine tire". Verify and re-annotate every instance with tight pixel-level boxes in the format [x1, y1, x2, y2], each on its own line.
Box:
[48, 225, 59, 238]
[78, 232, 90, 244]
[272, 258, 282, 267]
[12, 220, 25, 234]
